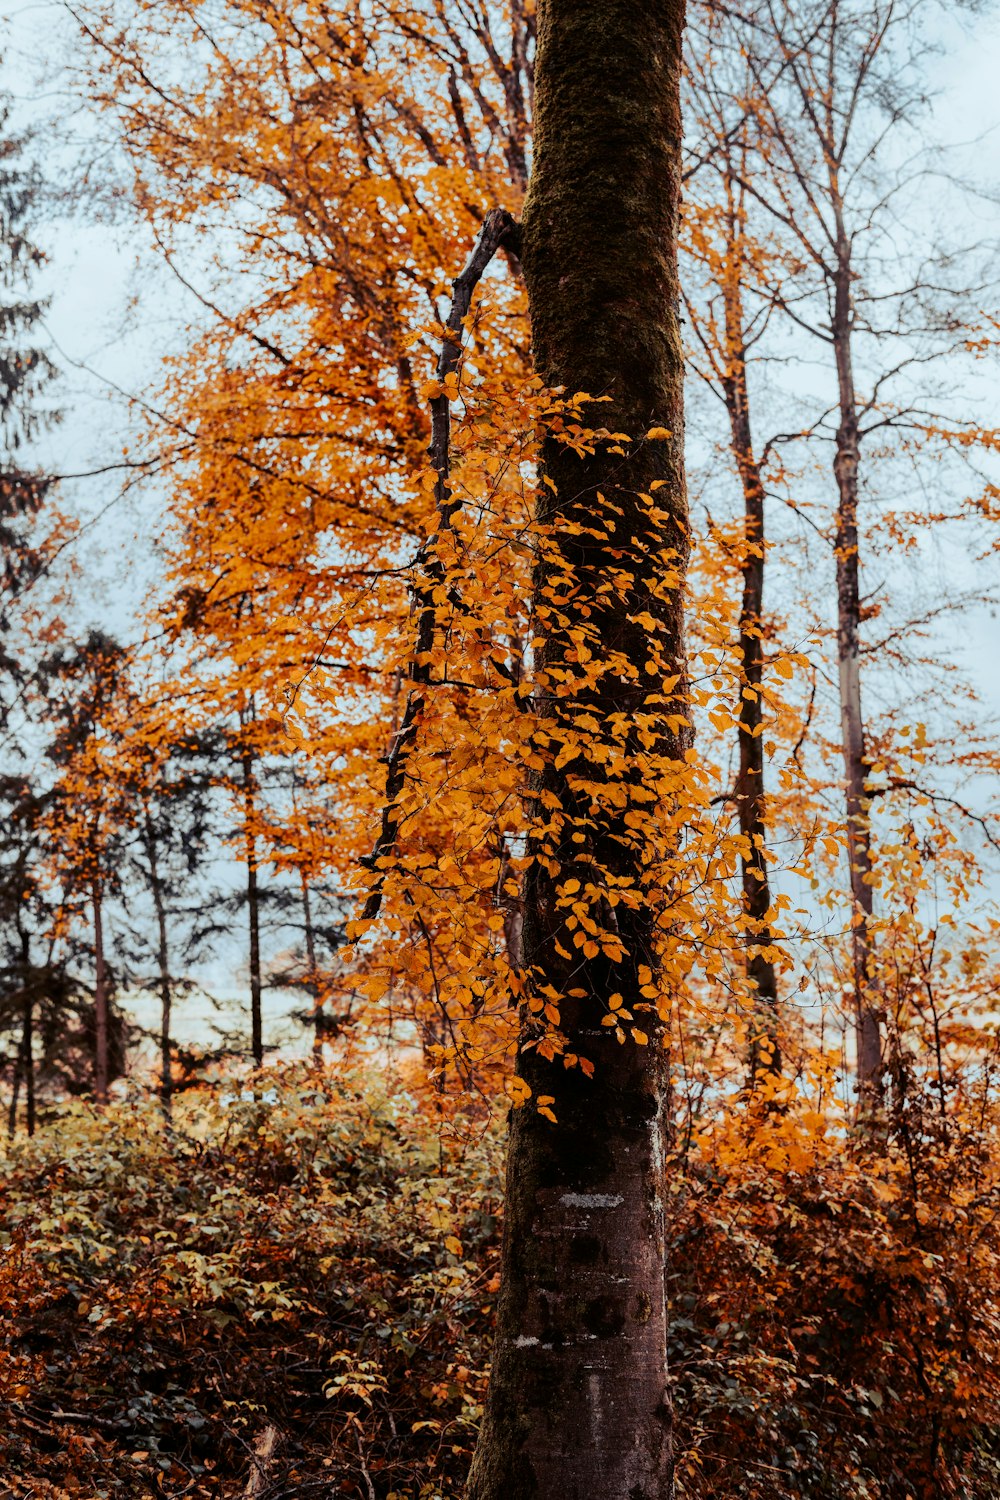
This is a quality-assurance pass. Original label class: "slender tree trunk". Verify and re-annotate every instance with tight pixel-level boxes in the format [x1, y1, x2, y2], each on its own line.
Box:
[20, 930, 35, 1137]
[831, 249, 882, 1110]
[7, 1054, 20, 1136]
[720, 260, 780, 1080]
[468, 3, 687, 1496]
[242, 748, 264, 1068]
[300, 869, 326, 1059]
[6, 932, 33, 1137]
[144, 813, 174, 1110]
[93, 879, 109, 1105]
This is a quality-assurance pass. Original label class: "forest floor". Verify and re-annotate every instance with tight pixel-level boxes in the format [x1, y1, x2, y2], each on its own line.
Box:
[3, 1060, 1000, 1499]
[0, 1066, 500, 1499]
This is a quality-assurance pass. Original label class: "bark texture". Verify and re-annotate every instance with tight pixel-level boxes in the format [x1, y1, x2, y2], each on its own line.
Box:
[468, 2, 687, 1496]
[93, 881, 109, 1105]
[720, 271, 780, 1078]
[831, 254, 882, 1108]
[242, 748, 264, 1069]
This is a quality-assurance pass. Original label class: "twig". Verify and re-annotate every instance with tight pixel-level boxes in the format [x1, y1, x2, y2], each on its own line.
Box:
[244, 1423, 281, 1498]
[355, 1426, 377, 1500]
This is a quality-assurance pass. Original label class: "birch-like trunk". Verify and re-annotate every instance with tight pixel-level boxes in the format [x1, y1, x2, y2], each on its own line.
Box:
[831, 254, 882, 1107]
[468, 2, 687, 1494]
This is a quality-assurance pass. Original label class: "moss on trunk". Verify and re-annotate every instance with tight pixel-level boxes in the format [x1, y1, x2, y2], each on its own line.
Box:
[468, 2, 688, 1496]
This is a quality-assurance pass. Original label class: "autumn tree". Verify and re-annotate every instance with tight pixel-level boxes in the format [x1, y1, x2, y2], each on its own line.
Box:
[69, 0, 537, 1069]
[690, 0, 1000, 1114]
[682, 30, 790, 1084]
[467, 2, 687, 1493]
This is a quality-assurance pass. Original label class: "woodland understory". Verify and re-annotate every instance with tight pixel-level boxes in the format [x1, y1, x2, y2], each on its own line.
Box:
[1, 0, 1000, 1496]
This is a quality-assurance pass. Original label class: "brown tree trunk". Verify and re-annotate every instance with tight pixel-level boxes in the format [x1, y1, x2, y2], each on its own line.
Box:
[831, 248, 882, 1111]
[7, 932, 34, 1136]
[93, 879, 109, 1105]
[6, 1052, 20, 1136]
[242, 748, 264, 1069]
[720, 260, 780, 1081]
[468, 2, 687, 1495]
[20, 930, 35, 1137]
[144, 811, 174, 1110]
[300, 869, 326, 1059]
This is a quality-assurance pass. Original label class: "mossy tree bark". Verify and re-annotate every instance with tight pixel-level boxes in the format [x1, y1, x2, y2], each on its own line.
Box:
[467, 2, 687, 1496]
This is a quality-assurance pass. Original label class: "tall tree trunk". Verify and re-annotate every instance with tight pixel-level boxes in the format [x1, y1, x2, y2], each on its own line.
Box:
[468, 3, 687, 1496]
[93, 878, 109, 1105]
[831, 246, 882, 1111]
[242, 748, 264, 1069]
[720, 254, 780, 1080]
[20, 930, 35, 1137]
[144, 811, 174, 1110]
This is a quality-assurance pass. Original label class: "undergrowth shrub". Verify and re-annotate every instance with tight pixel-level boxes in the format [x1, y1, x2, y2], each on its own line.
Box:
[0, 1066, 502, 1498]
[3, 1062, 1000, 1498]
[669, 1101, 1000, 1500]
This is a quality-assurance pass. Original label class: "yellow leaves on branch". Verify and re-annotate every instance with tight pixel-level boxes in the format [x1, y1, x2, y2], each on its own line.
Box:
[71, 0, 1000, 1145]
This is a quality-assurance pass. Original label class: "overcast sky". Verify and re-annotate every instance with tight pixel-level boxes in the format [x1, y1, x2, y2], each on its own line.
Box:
[1, 0, 999, 1012]
[1, 0, 996, 633]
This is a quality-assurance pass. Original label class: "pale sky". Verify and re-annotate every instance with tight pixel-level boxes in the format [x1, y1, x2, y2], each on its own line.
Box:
[2, 0, 996, 630]
[1, 0, 999, 1020]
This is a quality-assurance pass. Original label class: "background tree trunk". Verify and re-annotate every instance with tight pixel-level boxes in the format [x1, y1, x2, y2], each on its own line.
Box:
[20, 930, 35, 1137]
[720, 261, 781, 1080]
[144, 810, 174, 1110]
[241, 748, 264, 1069]
[93, 879, 109, 1105]
[300, 869, 327, 1059]
[831, 246, 882, 1110]
[468, 2, 687, 1495]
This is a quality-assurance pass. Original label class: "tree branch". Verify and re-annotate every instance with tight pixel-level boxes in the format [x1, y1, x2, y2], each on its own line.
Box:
[359, 208, 520, 920]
